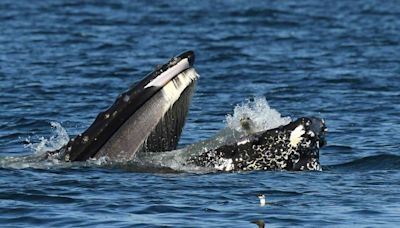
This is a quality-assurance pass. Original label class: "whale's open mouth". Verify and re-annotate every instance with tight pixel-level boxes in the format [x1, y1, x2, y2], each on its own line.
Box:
[44, 50, 328, 173]
[56, 51, 199, 162]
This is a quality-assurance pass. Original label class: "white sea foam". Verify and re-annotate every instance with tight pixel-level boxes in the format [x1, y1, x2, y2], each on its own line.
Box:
[225, 97, 291, 134]
[87, 156, 110, 166]
[24, 122, 70, 155]
[5, 98, 291, 172]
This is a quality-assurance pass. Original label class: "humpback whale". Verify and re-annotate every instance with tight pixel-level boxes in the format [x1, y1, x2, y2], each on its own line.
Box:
[186, 117, 327, 171]
[46, 50, 327, 172]
[50, 51, 199, 162]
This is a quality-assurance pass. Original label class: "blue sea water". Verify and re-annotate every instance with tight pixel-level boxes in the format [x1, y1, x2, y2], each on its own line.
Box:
[1, 0, 400, 227]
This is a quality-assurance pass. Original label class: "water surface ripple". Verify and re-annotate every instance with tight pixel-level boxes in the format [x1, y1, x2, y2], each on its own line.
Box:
[1, 0, 399, 227]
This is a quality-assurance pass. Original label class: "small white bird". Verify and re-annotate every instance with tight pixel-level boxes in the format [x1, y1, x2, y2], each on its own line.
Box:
[257, 194, 266, 207]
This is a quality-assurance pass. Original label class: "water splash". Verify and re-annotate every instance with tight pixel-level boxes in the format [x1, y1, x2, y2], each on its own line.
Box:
[24, 122, 70, 155]
[137, 97, 293, 173]
[225, 97, 291, 134]
[5, 98, 292, 172]
[0, 122, 72, 169]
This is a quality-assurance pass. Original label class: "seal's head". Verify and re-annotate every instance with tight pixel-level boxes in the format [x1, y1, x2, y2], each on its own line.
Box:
[239, 116, 255, 135]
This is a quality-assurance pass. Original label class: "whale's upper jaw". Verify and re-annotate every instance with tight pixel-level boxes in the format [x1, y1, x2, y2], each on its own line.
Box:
[59, 51, 198, 162]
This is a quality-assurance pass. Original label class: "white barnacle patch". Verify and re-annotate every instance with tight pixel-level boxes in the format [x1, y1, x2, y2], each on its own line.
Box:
[82, 136, 89, 143]
[306, 159, 322, 171]
[237, 138, 250, 145]
[290, 125, 305, 147]
[251, 144, 263, 151]
[291, 151, 300, 164]
[302, 140, 311, 148]
[214, 158, 234, 171]
[307, 130, 315, 137]
[123, 95, 130, 102]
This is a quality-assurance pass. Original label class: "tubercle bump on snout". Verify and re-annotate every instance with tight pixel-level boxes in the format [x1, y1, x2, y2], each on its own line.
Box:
[298, 117, 327, 137]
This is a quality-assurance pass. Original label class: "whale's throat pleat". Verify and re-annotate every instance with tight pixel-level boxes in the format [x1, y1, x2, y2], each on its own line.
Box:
[141, 77, 196, 153]
[94, 68, 198, 161]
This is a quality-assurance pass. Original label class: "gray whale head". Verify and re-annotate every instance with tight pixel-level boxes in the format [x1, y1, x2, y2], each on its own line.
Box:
[54, 51, 199, 162]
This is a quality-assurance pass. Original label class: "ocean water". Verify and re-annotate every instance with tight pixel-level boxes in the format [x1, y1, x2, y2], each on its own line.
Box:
[1, 0, 400, 227]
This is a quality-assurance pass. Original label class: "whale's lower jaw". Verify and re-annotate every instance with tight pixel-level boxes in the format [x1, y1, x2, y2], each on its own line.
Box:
[187, 117, 326, 172]
[94, 68, 198, 161]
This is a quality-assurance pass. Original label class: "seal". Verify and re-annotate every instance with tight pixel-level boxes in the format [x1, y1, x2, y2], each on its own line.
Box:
[239, 116, 256, 135]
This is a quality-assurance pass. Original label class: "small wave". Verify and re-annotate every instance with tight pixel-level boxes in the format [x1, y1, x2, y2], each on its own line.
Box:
[0, 122, 71, 169]
[0, 97, 311, 173]
[1, 120, 104, 170]
[0, 153, 111, 170]
[105, 160, 182, 173]
[24, 122, 69, 155]
[133, 149, 214, 174]
[0, 154, 67, 170]
[327, 154, 400, 171]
